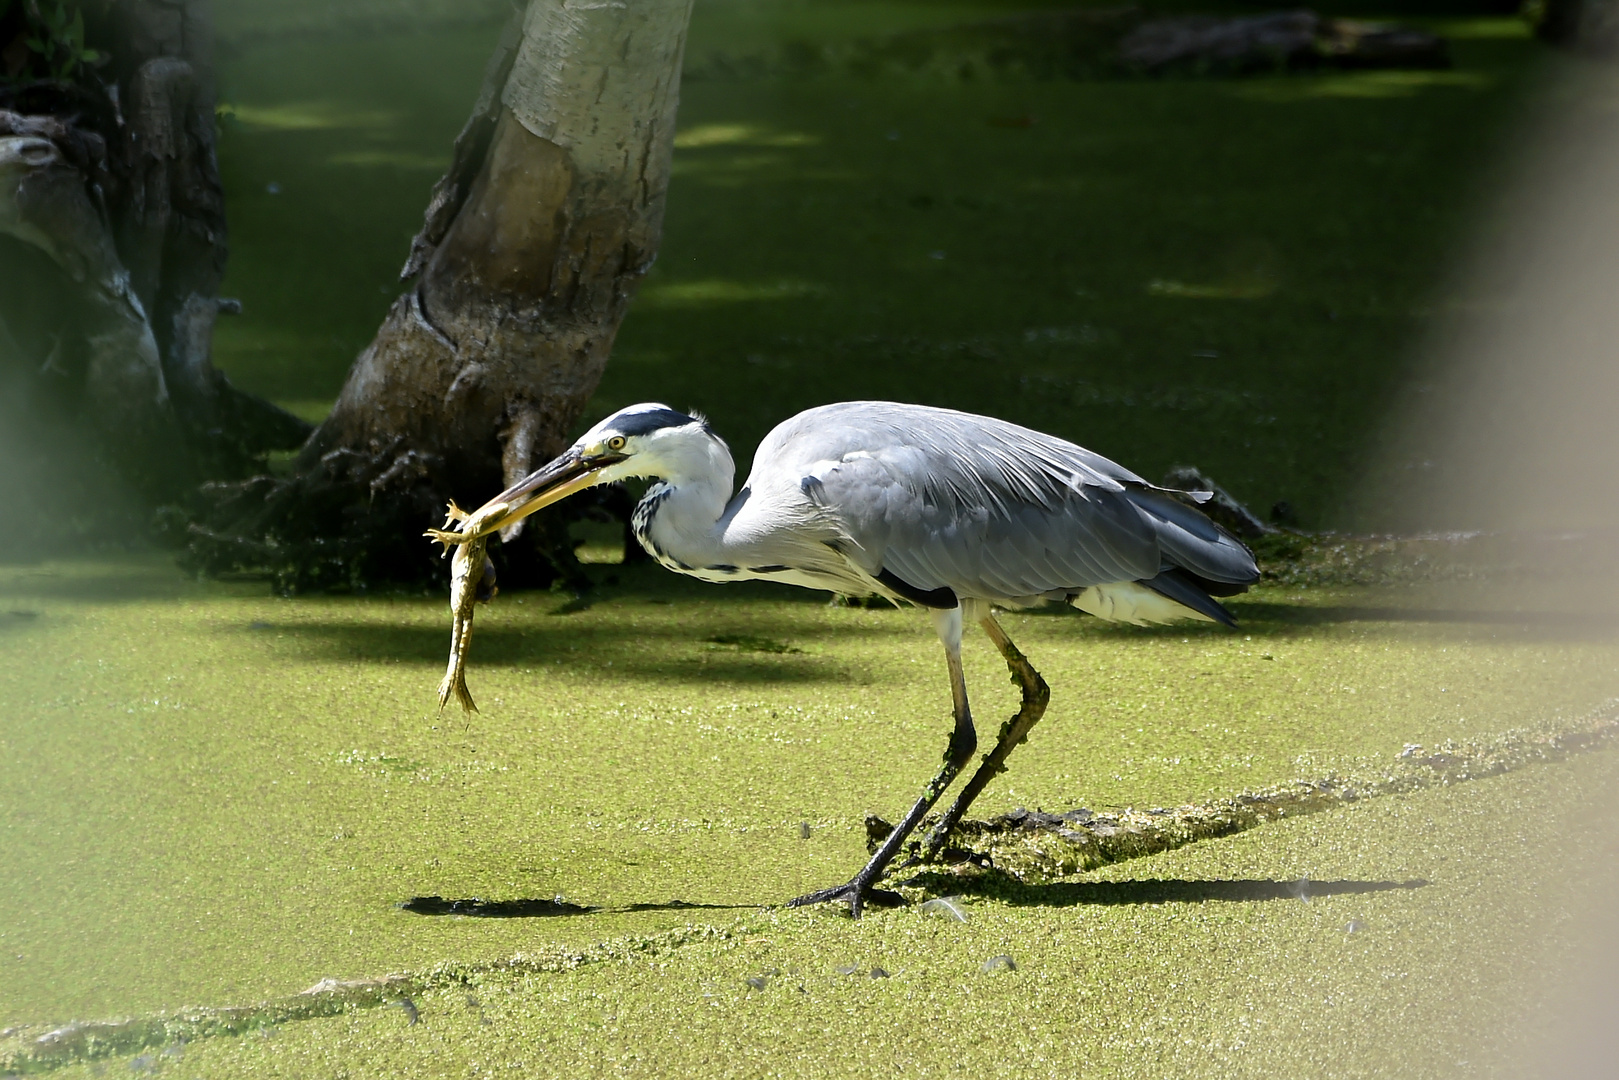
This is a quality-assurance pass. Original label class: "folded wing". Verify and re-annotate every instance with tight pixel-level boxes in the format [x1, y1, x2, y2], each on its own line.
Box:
[758, 402, 1258, 617]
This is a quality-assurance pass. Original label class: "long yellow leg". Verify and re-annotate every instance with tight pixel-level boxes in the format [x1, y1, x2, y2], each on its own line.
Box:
[918, 613, 1049, 860]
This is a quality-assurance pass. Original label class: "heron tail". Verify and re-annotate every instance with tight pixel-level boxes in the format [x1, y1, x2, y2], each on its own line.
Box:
[1138, 567, 1240, 627]
[1126, 489, 1261, 591]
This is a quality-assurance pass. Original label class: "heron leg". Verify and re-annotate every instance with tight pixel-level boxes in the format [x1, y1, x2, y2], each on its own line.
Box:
[918, 613, 1049, 861]
[787, 611, 977, 919]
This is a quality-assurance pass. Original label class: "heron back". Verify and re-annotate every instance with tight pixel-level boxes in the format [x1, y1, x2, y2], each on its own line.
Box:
[747, 402, 1258, 616]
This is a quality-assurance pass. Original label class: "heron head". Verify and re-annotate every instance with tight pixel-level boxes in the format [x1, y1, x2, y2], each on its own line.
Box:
[450, 403, 726, 538]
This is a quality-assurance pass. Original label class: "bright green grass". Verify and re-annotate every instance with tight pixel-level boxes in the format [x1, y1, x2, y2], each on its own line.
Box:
[209, 5, 1549, 527]
[3, 554, 1617, 1031]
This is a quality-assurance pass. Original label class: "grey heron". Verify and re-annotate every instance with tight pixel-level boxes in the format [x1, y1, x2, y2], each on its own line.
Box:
[433, 401, 1260, 917]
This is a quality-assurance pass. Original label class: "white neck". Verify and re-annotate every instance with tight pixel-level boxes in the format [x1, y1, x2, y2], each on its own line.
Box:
[607, 422, 869, 594]
[628, 431, 743, 572]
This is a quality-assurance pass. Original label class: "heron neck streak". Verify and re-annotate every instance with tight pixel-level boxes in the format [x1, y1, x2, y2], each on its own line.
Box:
[632, 472, 743, 573]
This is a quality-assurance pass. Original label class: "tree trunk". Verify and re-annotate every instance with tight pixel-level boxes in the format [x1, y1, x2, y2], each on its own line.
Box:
[187, 0, 694, 592]
[0, 1, 310, 540]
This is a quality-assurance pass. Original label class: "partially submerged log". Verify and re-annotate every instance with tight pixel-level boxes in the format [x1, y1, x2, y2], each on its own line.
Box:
[876, 699, 1619, 885]
[1162, 465, 1276, 539]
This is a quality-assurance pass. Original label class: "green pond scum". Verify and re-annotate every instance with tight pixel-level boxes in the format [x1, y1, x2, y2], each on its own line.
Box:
[3, 553, 1619, 1073]
[19, 749, 1619, 1078]
[4, 0, 1612, 1074]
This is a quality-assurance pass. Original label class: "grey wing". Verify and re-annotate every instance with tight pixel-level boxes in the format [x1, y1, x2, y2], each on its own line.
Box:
[759, 403, 1223, 606]
[1122, 490, 1262, 591]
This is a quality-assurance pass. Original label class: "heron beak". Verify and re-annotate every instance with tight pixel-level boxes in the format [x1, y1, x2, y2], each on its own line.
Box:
[444, 448, 625, 541]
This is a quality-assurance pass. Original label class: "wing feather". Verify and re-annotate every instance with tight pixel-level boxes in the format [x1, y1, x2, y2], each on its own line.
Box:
[745, 402, 1256, 607]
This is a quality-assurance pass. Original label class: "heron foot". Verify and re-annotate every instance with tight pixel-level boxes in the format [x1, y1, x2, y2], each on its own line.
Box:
[895, 844, 981, 873]
[917, 829, 954, 866]
[786, 880, 906, 919]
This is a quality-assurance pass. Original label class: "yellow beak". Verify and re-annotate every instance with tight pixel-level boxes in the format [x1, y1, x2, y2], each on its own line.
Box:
[426, 448, 624, 546]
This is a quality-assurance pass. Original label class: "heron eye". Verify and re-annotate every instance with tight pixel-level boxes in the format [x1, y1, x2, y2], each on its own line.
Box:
[607, 436, 627, 452]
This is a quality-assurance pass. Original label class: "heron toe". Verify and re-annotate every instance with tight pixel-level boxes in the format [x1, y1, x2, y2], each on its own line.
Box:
[786, 881, 906, 918]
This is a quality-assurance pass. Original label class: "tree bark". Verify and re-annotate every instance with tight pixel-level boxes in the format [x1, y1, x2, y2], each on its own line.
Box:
[0, 1, 310, 539]
[187, 0, 694, 591]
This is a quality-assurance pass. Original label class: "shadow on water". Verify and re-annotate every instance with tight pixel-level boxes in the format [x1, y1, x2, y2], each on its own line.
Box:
[979, 876, 1430, 908]
[0, 609, 40, 633]
[402, 879, 1427, 919]
[400, 895, 753, 918]
[242, 606, 899, 682]
[1047, 597, 1619, 642]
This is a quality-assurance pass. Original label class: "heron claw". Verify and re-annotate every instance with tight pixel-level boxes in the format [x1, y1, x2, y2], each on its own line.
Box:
[785, 881, 905, 919]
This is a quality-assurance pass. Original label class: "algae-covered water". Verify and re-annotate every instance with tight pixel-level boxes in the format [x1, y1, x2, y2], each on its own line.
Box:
[6, 2, 1614, 1074]
[36, 742, 1618, 1079]
[3, 556, 1617, 1038]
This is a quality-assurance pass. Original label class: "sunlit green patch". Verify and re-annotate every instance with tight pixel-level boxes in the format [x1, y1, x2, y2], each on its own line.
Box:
[673, 123, 821, 149]
[1230, 69, 1494, 103]
[326, 150, 451, 170]
[1439, 16, 1536, 40]
[269, 399, 337, 424]
[18, 731, 1619, 1078]
[568, 519, 629, 565]
[220, 101, 403, 132]
[1146, 278, 1277, 300]
[638, 279, 829, 307]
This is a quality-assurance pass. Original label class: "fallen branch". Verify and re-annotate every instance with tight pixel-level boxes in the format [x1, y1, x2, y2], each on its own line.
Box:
[0, 926, 737, 1073]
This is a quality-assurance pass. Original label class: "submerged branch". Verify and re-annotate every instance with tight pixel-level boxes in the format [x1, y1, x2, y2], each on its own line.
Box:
[883, 700, 1619, 885]
[0, 926, 739, 1073]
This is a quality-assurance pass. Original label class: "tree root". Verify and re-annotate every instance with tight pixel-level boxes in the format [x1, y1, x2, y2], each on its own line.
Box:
[181, 442, 600, 595]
